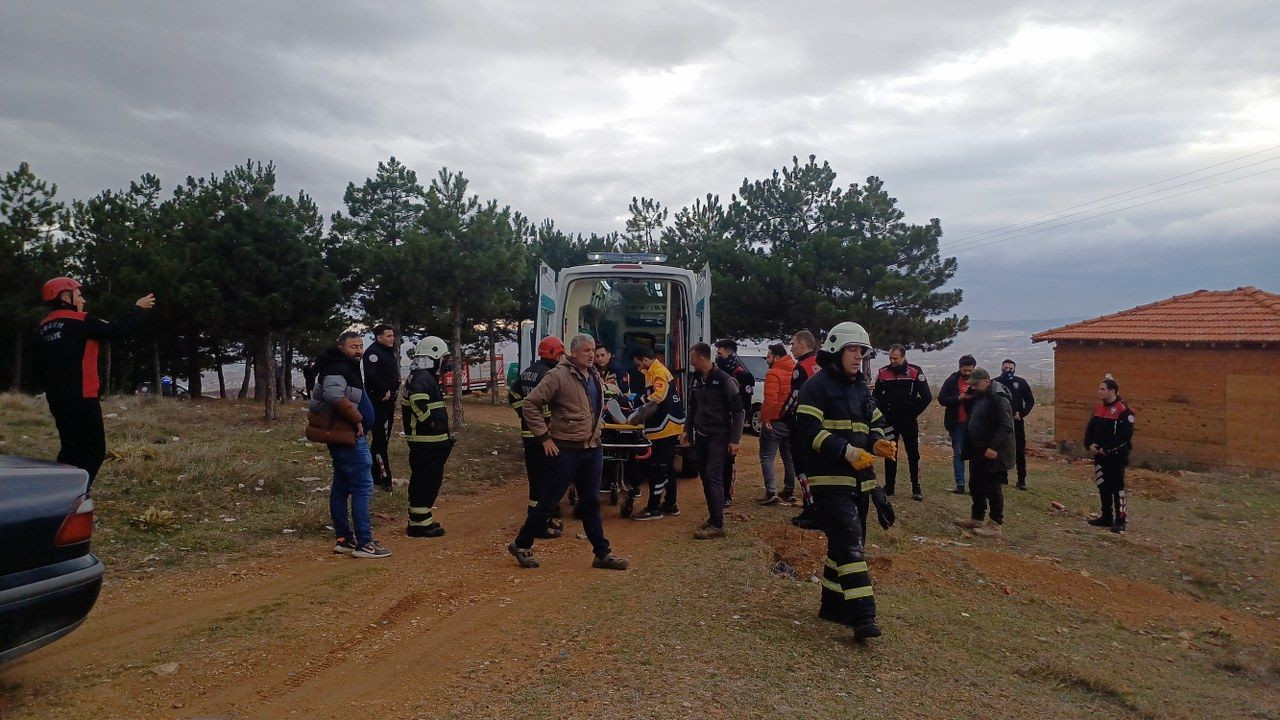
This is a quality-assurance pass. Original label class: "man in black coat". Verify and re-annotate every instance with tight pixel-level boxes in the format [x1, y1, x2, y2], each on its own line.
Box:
[994, 359, 1035, 490]
[953, 368, 1015, 538]
[363, 324, 401, 493]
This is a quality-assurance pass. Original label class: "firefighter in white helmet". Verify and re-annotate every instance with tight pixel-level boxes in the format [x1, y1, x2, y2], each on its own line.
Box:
[793, 321, 898, 640]
[401, 336, 453, 537]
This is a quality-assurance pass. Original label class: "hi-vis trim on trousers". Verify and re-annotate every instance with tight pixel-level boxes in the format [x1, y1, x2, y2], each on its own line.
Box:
[408, 505, 435, 527]
[808, 475, 878, 492]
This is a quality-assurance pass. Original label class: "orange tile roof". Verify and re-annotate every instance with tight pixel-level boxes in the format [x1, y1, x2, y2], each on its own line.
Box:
[1032, 286, 1280, 344]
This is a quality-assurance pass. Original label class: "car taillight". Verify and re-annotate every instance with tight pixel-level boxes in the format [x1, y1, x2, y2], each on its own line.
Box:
[55, 494, 95, 546]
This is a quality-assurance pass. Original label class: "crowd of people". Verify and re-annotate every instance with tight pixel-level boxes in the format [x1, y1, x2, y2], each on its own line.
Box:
[30, 275, 1137, 643]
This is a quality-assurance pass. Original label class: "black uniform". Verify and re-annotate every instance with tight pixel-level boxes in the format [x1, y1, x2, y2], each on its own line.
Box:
[685, 366, 744, 529]
[873, 362, 932, 496]
[34, 308, 142, 487]
[401, 364, 453, 533]
[509, 359, 559, 528]
[715, 355, 755, 503]
[1085, 397, 1135, 526]
[781, 350, 820, 515]
[994, 371, 1035, 487]
[794, 364, 890, 631]
[363, 341, 401, 491]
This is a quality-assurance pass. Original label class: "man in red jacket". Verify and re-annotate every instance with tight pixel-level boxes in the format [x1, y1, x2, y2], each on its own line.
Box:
[757, 343, 797, 505]
[34, 276, 155, 487]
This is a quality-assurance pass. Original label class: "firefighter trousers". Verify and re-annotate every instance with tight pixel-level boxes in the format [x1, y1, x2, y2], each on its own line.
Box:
[814, 490, 877, 628]
[408, 441, 452, 528]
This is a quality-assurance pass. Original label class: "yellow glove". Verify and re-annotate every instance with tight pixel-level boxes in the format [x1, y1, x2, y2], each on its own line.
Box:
[844, 446, 876, 470]
[873, 439, 897, 459]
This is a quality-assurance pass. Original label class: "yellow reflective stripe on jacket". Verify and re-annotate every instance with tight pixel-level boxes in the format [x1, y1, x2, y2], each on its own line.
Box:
[521, 430, 535, 438]
[812, 430, 833, 452]
[425, 401, 445, 411]
[871, 407, 884, 422]
[821, 419, 869, 433]
[821, 578, 875, 600]
[797, 404, 824, 420]
[511, 400, 525, 408]
[406, 433, 450, 443]
[808, 475, 879, 492]
[824, 558, 869, 575]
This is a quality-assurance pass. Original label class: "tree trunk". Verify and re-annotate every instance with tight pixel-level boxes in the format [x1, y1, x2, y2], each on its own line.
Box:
[451, 301, 465, 429]
[12, 334, 22, 391]
[238, 350, 253, 399]
[262, 333, 277, 421]
[488, 318, 498, 405]
[152, 341, 162, 398]
[254, 345, 267, 400]
[282, 334, 294, 402]
[216, 355, 227, 399]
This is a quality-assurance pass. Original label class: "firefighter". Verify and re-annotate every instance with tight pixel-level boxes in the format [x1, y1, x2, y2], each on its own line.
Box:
[713, 339, 755, 506]
[363, 324, 401, 493]
[1085, 376, 1135, 533]
[873, 344, 932, 501]
[401, 336, 453, 537]
[994, 359, 1035, 490]
[627, 346, 686, 520]
[34, 277, 155, 488]
[794, 321, 897, 641]
[781, 330, 820, 527]
[508, 336, 565, 538]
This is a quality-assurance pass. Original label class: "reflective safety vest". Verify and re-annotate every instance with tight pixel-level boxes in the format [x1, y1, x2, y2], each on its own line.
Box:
[401, 367, 450, 443]
[794, 364, 889, 493]
[638, 359, 685, 441]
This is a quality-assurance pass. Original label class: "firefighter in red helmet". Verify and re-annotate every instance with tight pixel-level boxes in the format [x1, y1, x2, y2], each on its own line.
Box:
[507, 336, 567, 537]
[34, 277, 155, 487]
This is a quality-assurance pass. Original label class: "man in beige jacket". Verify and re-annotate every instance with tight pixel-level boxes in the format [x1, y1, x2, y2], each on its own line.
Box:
[508, 333, 630, 570]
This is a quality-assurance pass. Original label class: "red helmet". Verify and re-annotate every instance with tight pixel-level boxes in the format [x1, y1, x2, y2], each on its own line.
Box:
[42, 276, 81, 303]
[537, 336, 565, 361]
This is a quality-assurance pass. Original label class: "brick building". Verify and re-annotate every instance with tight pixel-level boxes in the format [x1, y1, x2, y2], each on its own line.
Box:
[1032, 286, 1280, 472]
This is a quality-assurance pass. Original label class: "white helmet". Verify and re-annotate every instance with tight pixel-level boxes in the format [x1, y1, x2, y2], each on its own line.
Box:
[410, 336, 448, 361]
[821, 321, 872, 354]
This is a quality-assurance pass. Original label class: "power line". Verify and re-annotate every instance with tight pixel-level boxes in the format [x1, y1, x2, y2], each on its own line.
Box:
[952, 165, 1280, 255]
[940, 143, 1280, 250]
[943, 153, 1280, 253]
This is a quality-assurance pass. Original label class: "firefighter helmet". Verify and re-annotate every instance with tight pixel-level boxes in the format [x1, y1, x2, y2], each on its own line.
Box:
[41, 276, 81, 304]
[410, 336, 448, 361]
[537, 336, 565, 361]
[821, 321, 872, 354]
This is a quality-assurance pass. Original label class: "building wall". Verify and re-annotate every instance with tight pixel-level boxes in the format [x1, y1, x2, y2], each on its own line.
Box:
[1051, 343, 1280, 472]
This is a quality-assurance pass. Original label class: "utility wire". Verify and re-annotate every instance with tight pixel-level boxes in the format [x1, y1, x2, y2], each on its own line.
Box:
[952, 165, 1280, 255]
[940, 143, 1280, 250]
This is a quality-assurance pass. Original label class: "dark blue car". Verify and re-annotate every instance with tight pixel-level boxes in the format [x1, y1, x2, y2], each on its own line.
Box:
[0, 455, 103, 662]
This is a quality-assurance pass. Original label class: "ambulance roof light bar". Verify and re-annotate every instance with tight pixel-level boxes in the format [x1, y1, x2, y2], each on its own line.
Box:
[586, 252, 666, 264]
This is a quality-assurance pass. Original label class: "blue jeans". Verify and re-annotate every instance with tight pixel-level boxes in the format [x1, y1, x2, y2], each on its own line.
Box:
[516, 446, 611, 558]
[759, 422, 797, 495]
[948, 424, 967, 489]
[329, 436, 375, 545]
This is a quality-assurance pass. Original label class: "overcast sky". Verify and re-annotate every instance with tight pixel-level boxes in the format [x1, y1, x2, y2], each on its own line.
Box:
[3, 1, 1277, 322]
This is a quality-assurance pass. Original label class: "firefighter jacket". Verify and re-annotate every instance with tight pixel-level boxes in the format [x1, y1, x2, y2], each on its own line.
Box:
[872, 362, 932, 423]
[781, 350, 819, 423]
[401, 367, 450, 444]
[1085, 398, 1135, 461]
[795, 364, 890, 494]
[508, 358, 556, 440]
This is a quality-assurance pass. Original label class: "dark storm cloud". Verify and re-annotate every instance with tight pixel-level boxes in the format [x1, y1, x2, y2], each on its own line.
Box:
[2, 1, 1277, 320]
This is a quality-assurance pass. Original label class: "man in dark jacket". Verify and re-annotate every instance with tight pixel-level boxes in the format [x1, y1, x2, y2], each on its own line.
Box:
[937, 355, 977, 494]
[34, 276, 155, 488]
[994, 359, 1035, 490]
[873, 344, 932, 501]
[782, 330, 820, 527]
[684, 342, 745, 539]
[401, 336, 453, 538]
[1085, 376, 1135, 533]
[953, 368, 1014, 538]
[363, 324, 401, 493]
[310, 332, 390, 558]
[714, 339, 755, 505]
[508, 336, 565, 539]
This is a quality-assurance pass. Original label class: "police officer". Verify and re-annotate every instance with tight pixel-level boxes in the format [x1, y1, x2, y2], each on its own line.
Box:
[508, 336, 565, 538]
[401, 336, 453, 537]
[794, 322, 897, 641]
[994, 359, 1036, 490]
[713, 339, 755, 506]
[1085, 376, 1135, 533]
[873, 344, 932, 501]
[363, 324, 401, 493]
[35, 277, 155, 488]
